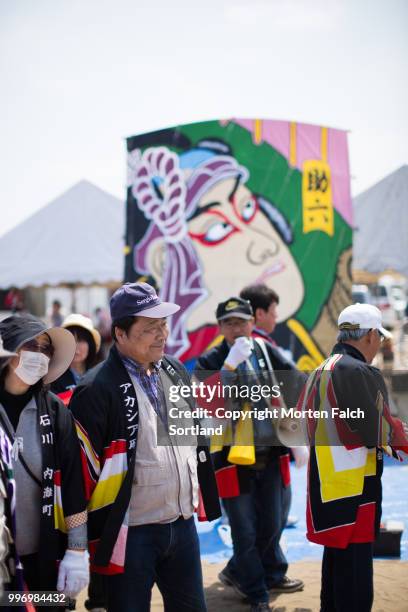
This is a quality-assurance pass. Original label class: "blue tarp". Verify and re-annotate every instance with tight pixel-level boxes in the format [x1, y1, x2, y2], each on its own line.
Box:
[196, 456, 408, 563]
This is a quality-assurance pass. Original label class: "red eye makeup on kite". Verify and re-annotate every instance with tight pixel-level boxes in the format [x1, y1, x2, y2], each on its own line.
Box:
[189, 209, 239, 246]
[232, 194, 259, 224]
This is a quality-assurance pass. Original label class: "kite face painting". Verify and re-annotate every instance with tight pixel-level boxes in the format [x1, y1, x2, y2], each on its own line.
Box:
[125, 118, 352, 370]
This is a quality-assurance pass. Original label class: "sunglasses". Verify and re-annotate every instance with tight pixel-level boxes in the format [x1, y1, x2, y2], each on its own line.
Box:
[21, 339, 55, 358]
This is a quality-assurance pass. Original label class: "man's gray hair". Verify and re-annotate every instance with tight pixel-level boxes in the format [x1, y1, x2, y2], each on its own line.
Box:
[337, 328, 371, 342]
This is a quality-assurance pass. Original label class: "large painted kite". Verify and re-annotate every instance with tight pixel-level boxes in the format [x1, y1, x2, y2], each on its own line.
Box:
[125, 119, 352, 370]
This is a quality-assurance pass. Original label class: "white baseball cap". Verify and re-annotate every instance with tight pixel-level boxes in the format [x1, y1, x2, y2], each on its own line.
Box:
[338, 303, 392, 339]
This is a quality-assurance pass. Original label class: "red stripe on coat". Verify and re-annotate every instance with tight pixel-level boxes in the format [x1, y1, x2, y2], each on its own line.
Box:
[279, 453, 291, 487]
[103, 439, 128, 459]
[215, 465, 240, 498]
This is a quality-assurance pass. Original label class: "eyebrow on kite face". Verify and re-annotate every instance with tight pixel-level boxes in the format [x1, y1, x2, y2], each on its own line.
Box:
[189, 175, 242, 220]
[189, 201, 221, 220]
[228, 176, 241, 202]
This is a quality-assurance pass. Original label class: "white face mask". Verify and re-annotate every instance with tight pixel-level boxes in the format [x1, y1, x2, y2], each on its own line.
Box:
[14, 351, 50, 385]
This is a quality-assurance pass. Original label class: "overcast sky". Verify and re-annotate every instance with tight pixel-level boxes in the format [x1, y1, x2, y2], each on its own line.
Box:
[1, 0, 407, 237]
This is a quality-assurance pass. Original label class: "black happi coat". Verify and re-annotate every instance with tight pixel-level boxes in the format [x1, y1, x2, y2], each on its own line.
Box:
[194, 338, 306, 497]
[70, 345, 221, 574]
[0, 387, 86, 588]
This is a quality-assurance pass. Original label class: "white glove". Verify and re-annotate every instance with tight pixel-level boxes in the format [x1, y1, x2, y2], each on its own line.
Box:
[224, 336, 252, 370]
[57, 549, 89, 598]
[291, 446, 309, 468]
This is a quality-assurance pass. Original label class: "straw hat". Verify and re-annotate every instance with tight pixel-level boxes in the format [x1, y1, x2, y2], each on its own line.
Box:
[62, 314, 102, 353]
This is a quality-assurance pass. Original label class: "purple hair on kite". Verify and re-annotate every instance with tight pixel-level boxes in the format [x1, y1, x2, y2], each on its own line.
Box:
[128, 146, 248, 357]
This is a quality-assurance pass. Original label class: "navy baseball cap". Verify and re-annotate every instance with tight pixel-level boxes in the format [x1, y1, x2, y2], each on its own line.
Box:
[110, 282, 180, 322]
[216, 297, 254, 321]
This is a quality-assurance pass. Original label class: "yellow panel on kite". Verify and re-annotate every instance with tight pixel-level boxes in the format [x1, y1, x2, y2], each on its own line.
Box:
[302, 159, 334, 236]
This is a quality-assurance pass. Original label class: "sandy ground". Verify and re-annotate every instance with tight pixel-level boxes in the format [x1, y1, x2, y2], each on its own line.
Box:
[76, 559, 408, 612]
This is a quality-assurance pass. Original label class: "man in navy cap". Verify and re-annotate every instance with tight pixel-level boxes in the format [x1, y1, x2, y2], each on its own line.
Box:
[194, 297, 305, 612]
[70, 282, 220, 612]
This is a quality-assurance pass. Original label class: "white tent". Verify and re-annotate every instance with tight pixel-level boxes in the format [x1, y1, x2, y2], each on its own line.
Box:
[0, 180, 125, 288]
[353, 165, 408, 278]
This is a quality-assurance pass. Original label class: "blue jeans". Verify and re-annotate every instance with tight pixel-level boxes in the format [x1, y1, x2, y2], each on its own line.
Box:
[222, 458, 290, 604]
[105, 516, 207, 612]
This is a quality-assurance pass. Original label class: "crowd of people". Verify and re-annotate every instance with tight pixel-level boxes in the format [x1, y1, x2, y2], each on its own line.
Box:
[0, 280, 407, 612]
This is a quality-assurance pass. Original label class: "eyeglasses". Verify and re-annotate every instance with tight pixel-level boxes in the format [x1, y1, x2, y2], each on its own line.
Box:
[21, 339, 54, 358]
[372, 329, 385, 343]
[221, 319, 251, 329]
[132, 321, 168, 338]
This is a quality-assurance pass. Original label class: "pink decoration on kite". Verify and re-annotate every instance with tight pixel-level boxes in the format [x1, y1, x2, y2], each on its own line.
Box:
[328, 129, 353, 226]
[296, 123, 321, 166]
[233, 118, 352, 226]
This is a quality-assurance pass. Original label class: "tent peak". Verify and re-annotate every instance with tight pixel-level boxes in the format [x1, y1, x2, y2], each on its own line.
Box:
[54, 179, 121, 199]
[353, 164, 408, 278]
[0, 180, 124, 288]
[355, 164, 408, 201]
